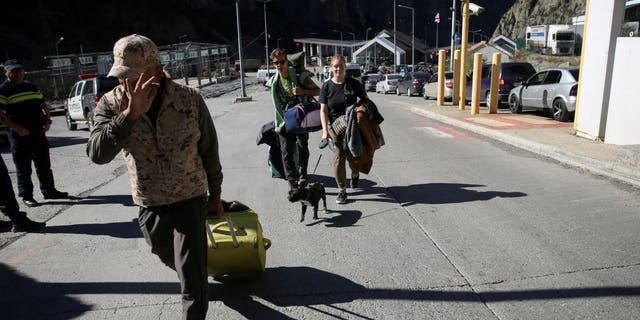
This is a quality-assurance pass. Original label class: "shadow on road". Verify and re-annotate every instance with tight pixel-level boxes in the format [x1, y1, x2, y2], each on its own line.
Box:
[43, 219, 141, 238]
[78, 194, 135, 206]
[0, 262, 91, 320]
[387, 183, 526, 206]
[47, 136, 88, 149]
[4, 264, 638, 319]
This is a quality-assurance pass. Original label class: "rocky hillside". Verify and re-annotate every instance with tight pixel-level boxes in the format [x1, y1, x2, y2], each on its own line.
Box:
[493, 0, 586, 40]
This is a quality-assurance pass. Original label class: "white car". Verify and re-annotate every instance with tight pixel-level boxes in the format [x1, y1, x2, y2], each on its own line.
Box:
[65, 74, 119, 130]
[375, 74, 402, 94]
[508, 67, 579, 122]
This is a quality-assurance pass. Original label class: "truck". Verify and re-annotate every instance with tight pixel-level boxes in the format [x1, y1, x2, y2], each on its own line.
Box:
[234, 59, 262, 72]
[525, 24, 576, 55]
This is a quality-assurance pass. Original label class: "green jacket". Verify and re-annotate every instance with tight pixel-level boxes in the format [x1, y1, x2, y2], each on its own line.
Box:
[266, 66, 314, 133]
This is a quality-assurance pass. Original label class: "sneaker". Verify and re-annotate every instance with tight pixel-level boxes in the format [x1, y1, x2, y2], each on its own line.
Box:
[336, 190, 347, 204]
[351, 173, 360, 189]
[43, 190, 69, 199]
[21, 197, 40, 207]
[11, 213, 46, 232]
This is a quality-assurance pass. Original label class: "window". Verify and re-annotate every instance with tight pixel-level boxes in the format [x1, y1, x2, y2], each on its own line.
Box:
[543, 71, 562, 84]
[82, 80, 95, 95]
[528, 72, 547, 85]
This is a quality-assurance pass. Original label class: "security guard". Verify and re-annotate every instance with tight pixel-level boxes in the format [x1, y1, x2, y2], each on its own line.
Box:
[0, 59, 68, 207]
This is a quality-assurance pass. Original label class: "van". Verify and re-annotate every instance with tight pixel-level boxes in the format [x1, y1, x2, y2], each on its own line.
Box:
[256, 69, 276, 85]
[465, 62, 536, 108]
[65, 74, 119, 130]
[324, 63, 364, 87]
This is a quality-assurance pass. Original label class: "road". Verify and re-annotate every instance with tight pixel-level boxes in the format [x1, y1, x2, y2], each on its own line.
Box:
[1, 81, 639, 319]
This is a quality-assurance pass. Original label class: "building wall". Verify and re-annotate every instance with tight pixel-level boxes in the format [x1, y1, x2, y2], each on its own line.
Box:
[604, 37, 640, 144]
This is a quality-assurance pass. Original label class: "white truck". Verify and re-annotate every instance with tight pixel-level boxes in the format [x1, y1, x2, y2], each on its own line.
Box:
[525, 24, 576, 55]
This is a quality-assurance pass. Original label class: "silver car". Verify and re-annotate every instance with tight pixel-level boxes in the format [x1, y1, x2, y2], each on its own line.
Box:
[375, 74, 402, 94]
[423, 72, 454, 100]
[508, 67, 579, 122]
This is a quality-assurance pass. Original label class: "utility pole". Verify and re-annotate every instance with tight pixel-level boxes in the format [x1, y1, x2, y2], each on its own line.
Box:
[450, 0, 456, 70]
[234, 0, 252, 102]
[256, 0, 272, 75]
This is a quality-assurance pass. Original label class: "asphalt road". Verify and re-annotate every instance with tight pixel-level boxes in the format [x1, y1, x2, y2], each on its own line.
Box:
[1, 81, 639, 319]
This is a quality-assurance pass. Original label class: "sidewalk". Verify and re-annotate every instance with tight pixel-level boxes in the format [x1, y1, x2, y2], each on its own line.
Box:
[409, 100, 640, 188]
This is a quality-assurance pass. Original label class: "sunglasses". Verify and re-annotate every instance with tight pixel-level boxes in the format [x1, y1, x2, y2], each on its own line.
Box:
[272, 60, 286, 66]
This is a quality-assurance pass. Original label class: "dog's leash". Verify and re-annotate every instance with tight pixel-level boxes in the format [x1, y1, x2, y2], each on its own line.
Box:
[312, 154, 322, 175]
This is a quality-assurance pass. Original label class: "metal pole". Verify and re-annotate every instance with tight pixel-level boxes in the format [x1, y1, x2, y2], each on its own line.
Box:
[399, 5, 415, 70]
[393, 0, 397, 72]
[366, 27, 372, 69]
[257, 0, 271, 74]
[450, 0, 456, 70]
[55, 37, 65, 97]
[234, 0, 251, 102]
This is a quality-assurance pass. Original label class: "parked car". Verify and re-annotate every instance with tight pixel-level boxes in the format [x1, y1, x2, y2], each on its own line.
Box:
[362, 74, 381, 92]
[65, 74, 119, 131]
[423, 71, 456, 100]
[375, 74, 402, 94]
[507, 67, 579, 122]
[396, 72, 431, 96]
[464, 62, 536, 108]
[256, 69, 276, 85]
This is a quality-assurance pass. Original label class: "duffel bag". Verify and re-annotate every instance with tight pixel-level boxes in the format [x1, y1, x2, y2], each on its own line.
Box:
[284, 99, 322, 134]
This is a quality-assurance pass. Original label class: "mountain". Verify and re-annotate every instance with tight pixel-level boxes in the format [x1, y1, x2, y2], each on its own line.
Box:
[493, 0, 586, 40]
[1, 0, 515, 70]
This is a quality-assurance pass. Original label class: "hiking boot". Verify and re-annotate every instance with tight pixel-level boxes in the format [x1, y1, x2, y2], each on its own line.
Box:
[11, 213, 46, 232]
[336, 190, 347, 204]
[351, 173, 360, 189]
[287, 180, 299, 202]
[43, 190, 69, 199]
[21, 197, 40, 207]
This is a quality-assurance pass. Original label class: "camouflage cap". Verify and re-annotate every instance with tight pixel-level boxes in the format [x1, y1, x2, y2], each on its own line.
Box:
[108, 34, 160, 78]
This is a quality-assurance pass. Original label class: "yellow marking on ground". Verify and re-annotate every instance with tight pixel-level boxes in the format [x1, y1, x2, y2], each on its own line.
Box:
[466, 118, 515, 127]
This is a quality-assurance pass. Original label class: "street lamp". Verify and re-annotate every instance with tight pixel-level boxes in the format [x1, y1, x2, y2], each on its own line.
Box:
[55, 37, 65, 97]
[470, 29, 482, 43]
[450, 0, 456, 70]
[398, 4, 415, 70]
[234, 0, 251, 102]
[256, 0, 272, 75]
[345, 31, 355, 62]
[332, 29, 343, 55]
[393, 0, 397, 72]
[365, 27, 373, 68]
[177, 34, 188, 77]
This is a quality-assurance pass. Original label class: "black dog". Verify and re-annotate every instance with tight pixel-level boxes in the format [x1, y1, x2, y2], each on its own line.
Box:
[288, 182, 327, 222]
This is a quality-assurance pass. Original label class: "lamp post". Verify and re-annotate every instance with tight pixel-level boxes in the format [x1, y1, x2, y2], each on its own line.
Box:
[234, 0, 251, 102]
[470, 29, 482, 43]
[256, 0, 272, 75]
[450, 0, 456, 70]
[398, 4, 415, 70]
[346, 31, 355, 62]
[365, 27, 372, 68]
[332, 29, 343, 55]
[393, 0, 397, 72]
[55, 37, 65, 96]
[178, 34, 188, 78]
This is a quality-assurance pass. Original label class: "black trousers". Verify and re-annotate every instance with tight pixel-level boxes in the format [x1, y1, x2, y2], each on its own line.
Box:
[278, 130, 309, 182]
[0, 157, 20, 220]
[138, 195, 209, 320]
[8, 131, 56, 198]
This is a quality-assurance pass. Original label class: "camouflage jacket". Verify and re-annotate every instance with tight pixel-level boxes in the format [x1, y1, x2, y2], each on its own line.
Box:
[86, 77, 223, 207]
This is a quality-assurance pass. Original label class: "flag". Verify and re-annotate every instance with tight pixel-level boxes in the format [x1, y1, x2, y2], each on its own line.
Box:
[435, 13, 440, 23]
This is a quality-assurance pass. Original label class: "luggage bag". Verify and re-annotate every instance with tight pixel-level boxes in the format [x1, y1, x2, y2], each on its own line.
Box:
[205, 201, 271, 277]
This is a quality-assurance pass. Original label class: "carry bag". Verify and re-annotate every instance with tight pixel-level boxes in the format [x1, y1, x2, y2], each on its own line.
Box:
[284, 98, 322, 134]
[206, 201, 271, 277]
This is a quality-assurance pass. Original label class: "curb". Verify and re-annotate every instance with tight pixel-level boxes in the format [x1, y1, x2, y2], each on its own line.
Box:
[410, 106, 640, 189]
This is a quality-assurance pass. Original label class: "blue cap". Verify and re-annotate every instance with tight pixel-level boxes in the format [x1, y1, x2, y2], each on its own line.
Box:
[2, 59, 23, 71]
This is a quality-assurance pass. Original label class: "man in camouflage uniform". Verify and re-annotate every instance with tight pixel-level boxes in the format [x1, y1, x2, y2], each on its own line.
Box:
[86, 34, 223, 320]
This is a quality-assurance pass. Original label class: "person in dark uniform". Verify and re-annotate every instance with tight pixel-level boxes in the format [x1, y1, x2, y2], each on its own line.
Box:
[0, 110, 46, 232]
[0, 60, 68, 208]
